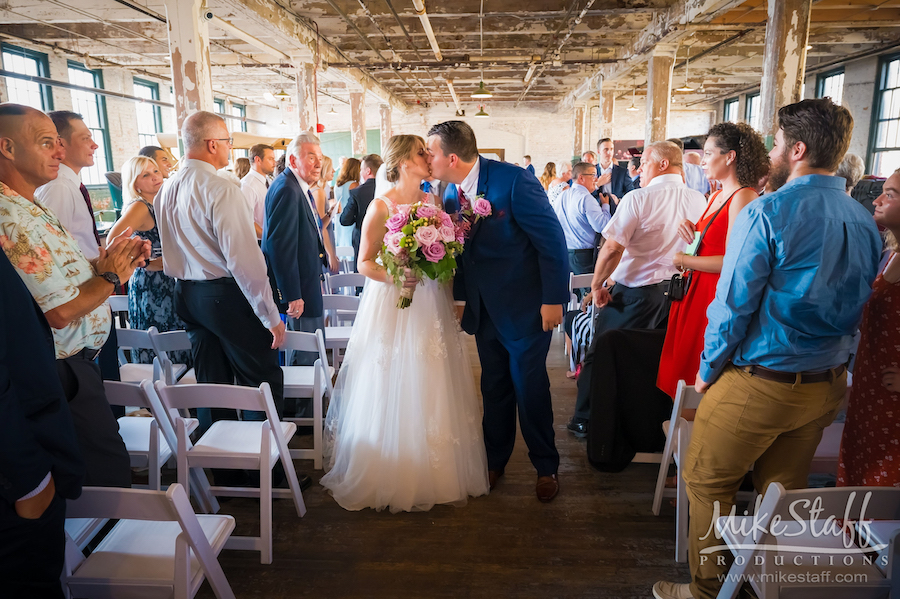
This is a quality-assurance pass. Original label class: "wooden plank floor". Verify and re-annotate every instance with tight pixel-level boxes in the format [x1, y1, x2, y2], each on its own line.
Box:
[196, 331, 689, 598]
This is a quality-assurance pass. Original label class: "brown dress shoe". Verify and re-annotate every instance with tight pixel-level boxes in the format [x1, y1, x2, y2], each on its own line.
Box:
[488, 469, 504, 490]
[535, 474, 559, 502]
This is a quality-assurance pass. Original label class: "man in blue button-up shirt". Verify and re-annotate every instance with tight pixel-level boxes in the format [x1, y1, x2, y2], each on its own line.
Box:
[653, 99, 882, 599]
[552, 161, 610, 276]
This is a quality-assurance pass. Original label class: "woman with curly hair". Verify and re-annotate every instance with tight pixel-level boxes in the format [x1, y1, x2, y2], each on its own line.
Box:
[656, 122, 770, 398]
[539, 162, 556, 190]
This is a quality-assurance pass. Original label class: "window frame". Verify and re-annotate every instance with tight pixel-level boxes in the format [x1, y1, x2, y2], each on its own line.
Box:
[723, 97, 739, 123]
[1, 43, 53, 110]
[867, 52, 900, 177]
[744, 92, 761, 131]
[816, 68, 845, 104]
[66, 60, 113, 185]
[133, 77, 162, 148]
[213, 98, 225, 114]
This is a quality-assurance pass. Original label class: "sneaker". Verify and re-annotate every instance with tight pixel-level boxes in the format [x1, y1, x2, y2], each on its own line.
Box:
[652, 581, 694, 599]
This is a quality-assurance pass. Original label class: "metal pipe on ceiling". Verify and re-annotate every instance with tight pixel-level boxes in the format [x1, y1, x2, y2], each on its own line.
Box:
[446, 80, 461, 111]
[410, 0, 443, 62]
[209, 16, 290, 60]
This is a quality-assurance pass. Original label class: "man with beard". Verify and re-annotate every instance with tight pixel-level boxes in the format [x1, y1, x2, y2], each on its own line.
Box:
[652, 99, 883, 599]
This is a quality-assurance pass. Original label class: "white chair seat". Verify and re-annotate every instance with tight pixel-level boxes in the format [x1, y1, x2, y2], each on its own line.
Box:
[70, 515, 234, 582]
[282, 364, 335, 389]
[117, 416, 198, 462]
[190, 420, 297, 466]
[323, 326, 352, 349]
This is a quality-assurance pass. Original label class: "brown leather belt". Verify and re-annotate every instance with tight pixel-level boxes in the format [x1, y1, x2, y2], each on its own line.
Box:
[742, 364, 846, 384]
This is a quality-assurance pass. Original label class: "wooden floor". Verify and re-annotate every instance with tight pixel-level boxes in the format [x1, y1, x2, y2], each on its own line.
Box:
[196, 331, 689, 598]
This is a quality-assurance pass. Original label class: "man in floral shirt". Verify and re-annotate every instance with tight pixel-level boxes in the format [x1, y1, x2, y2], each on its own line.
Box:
[0, 103, 150, 487]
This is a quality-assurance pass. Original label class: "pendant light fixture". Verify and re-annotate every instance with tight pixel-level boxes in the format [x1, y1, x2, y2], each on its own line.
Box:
[626, 77, 639, 111]
[675, 47, 694, 92]
[471, 0, 493, 99]
[274, 88, 291, 100]
[474, 105, 490, 118]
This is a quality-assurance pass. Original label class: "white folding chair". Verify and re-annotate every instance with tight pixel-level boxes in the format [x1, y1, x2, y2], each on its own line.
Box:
[568, 272, 593, 311]
[281, 330, 333, 468]
[154, 381, 306, 564]
[335, 245, 355, 273]
[716, 482, 900, 599]
[325, 272, 366, 296]
[64, 518, 109, 552]
[104, 380, 199, 491]
[116, 326, 171, 383]
[149, 328, 196, 385]
[107, 295, 129, 328]
[322, 294, 360, 368]
[63, 484, 236, 599]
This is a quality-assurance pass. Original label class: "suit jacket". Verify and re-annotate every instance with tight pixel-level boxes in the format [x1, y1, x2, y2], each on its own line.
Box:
[453, 157, 570, 339]
[0, 251, 83, 506]
[262, 169, 327, 318]
[340, 178, 377, 257]
[592, 163, 636, 216]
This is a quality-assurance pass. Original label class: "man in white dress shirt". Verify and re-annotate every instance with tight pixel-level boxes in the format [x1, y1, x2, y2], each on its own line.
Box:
[240, 143, 275, 239]
[35, 111, 100, 261]
[567, 141, 707, 436]
[552, 161, 609, 276]
[155, 112, 295, 488]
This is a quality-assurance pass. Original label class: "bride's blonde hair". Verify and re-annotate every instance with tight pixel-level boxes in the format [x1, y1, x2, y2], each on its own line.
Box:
[383, 134, 426, 182]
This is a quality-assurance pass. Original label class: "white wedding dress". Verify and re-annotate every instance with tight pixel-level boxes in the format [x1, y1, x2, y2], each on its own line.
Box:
[320, 198, 489, 513]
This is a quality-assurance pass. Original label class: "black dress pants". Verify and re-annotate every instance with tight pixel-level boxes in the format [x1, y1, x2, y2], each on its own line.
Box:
[0, 493, 67, 599]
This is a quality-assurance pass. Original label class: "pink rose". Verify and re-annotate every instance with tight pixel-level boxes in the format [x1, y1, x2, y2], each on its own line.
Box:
[422, 241, 446, 263]
[438, 211, 453, 228]
[384, 231, 403, 255]
[397, 204, 413, 217]
[385, 211, 407, 233]
[416, 203, 439, 219]
[438, 225, 456, 243]
[472, 197, 492, 217]
[414, 225, 440, 247]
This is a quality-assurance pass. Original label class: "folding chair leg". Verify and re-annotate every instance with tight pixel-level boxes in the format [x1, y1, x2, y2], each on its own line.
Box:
[260, 462, 272, 565]
[675, 469, 689, 563]
[190, 467, 219, 514]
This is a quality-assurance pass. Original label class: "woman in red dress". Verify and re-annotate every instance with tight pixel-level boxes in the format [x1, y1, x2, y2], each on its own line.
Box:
[838, 169, 900, 487]
[656, 123, 770, 398]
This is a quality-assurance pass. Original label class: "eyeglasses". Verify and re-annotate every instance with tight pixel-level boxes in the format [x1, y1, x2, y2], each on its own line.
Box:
[205, 138, 233, 146]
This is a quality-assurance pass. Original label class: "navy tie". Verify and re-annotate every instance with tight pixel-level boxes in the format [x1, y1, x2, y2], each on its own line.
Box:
[421, 181, 432, 193]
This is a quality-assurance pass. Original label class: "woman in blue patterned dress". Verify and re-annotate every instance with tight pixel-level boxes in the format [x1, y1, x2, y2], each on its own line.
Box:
[107, 156, 191, 367]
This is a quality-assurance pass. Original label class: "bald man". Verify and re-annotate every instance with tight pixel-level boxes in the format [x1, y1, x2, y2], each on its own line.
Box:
[683, 151, 710, 195]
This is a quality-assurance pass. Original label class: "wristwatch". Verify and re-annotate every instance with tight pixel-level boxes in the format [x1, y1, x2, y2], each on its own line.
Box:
[99, 271, 120, 286]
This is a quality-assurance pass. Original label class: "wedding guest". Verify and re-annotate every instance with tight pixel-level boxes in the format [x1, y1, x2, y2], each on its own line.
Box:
[669, 138, 710, 196]
[334, 157, 360, 249]
[547, 160, 572, 207]
[0, 249, 83, 598]
[263, 132, 328, 367]
[628, 156, 641, 188]
[593, 138, 635, 214]
[657, 122, 770, 399]
[567, 142, 706, 438]
[107, 156, 191, 367]
[539, 162, 556, 190]
[241, 143, 275, 239]
[234, 157, 250, 180]
[838, 168, 900, 487]
[836, 152, 865, 195]
[553, 161, 609, 277]
[313, 155, 338, 272]
[581, 151, 597, 165]
[524, 154, 535, 176]
[154, 111, 298, 488]
[0, 104, 148, 488]
[275, 154, 286, 176]
[654, 99, 882, 599]
[139, 146, 174, 178]
[341, 154, 382, 272]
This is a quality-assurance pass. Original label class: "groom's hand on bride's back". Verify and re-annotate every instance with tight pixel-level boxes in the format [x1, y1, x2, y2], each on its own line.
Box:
[540, 304, 563, 332]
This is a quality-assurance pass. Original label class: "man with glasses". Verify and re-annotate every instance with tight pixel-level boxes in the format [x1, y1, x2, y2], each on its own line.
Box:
[551, 161, 610, 278]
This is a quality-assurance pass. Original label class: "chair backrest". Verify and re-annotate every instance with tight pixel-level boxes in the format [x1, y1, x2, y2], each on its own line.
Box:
[326, 272, 366, 292]
[281, 330, 329, 366]
[322, 294, 360, 312]
[154, 381, 280, 423]
[148, 329, 192, 384]
[335, 246, 354, 259]
[116, 326, 157, 353]
[571, 273, 593, 291]
[108, 295, 129, 313]
[104, 380, 153, 410]
[671, 379, 703, 421]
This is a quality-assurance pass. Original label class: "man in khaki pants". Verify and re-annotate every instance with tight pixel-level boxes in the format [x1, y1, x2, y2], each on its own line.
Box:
[652, 99, 884, 599]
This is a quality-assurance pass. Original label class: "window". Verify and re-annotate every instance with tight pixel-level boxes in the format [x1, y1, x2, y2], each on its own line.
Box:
[745, 93, 761, 131]
[816, 69, 845, 105]
[133, 78, 162, 149]
[723, 98, 738, 123]
[2, 44, 52, 110]
[67, 62, 112, 186]
[213, 98, 225, 114]
[870, 54, 900, 178]
[230, 103, 247, 158]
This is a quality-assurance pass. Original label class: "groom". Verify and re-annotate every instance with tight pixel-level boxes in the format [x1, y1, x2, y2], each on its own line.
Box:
[426, 121, 570, 502]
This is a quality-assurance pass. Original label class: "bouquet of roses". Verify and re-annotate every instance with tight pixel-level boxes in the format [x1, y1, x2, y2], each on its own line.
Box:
[380, 198, 489, 308]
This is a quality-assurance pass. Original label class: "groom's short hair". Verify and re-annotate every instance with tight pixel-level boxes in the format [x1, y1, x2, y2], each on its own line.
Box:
[427, 121, 478, 162]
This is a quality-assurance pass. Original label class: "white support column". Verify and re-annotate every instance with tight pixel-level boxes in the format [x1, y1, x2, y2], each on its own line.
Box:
[295, 60, 317, 133]
[163, 0, 214, 131]
[379, 104, 392, 152]
[759, 0, 812, 138]
[350, 89, 367, 156]
[573, 104, 585, 157]
[600, 87, 616, 141]
[645, 44, 676, 147]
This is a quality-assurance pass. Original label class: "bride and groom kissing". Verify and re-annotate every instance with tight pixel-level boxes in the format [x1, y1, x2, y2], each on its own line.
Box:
[320, 120, 571, 512]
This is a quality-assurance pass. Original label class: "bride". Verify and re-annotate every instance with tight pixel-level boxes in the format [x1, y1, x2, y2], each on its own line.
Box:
[320, 134, 489, 513]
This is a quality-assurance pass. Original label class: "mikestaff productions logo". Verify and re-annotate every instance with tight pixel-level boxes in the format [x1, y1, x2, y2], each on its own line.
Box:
[698, 490, 888, 573]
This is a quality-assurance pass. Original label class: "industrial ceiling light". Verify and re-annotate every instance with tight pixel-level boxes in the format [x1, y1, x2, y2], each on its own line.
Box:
[474, 105, 489, 118]
[472, 81, 493, 99]
[626, 78, 639, 111]
[274, 89, 290, 100]
[675, 48, 694, 92]
[328, 104, 337, 114]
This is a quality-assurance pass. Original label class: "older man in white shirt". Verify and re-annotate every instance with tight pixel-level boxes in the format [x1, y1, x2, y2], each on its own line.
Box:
[566, 141, 707, 436]
[552, 161, 609, 276]
[240, 143, 275, 238]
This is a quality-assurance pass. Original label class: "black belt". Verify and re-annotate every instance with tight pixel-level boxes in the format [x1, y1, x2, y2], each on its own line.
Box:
[179, 277, 236, 286]
[67, 347, 101, 361]
[742, 364, 846, 384]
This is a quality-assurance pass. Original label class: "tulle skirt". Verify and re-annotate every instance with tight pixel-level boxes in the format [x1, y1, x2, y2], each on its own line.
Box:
[320, 278, 489, 513]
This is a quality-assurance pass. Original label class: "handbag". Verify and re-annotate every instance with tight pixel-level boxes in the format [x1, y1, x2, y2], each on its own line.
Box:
[665, 188, 741, 302]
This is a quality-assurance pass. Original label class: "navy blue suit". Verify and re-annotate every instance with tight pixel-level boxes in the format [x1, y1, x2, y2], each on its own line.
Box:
[0, 250, 83, 596]
[262, 168, 327, 318]
[453, 157, 570, 476]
